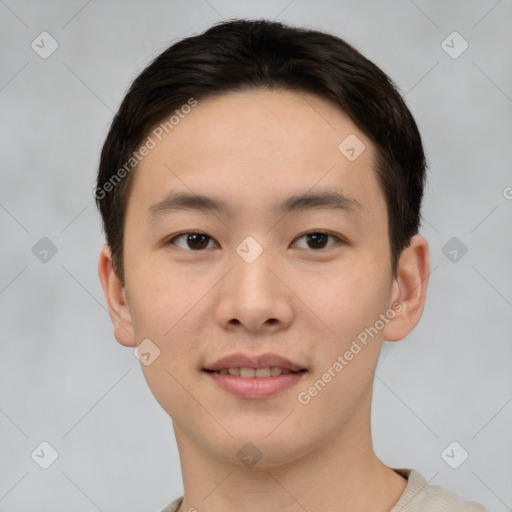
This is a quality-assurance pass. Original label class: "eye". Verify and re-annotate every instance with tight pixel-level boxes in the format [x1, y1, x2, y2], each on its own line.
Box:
[167, 231, 342, 251]
[168, 232, 218, 250]
[292, 231, 341, 250]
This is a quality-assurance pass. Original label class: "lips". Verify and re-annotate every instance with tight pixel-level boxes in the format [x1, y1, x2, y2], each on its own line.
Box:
[203, 353, 306, 373]
[202, 353, 308, 399]
[213, 367, 298, 378]
[203, 353, 308, 399]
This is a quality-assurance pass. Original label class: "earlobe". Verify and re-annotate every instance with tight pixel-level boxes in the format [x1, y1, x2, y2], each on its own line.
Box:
[383, 235, 430, 342]
[97, 244, 136, 347]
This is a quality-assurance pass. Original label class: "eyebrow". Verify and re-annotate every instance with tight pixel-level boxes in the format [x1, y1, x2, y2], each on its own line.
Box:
[146, 189, 362, 223]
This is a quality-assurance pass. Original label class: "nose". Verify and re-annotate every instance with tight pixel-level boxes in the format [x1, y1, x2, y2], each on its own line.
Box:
[214, 244, 294, 334]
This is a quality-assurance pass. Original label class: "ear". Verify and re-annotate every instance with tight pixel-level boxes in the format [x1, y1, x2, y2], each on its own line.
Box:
[97, 244, 136, 347]
[383, 234, 430, 342]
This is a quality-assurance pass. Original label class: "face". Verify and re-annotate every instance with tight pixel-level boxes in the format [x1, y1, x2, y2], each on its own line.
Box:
[100, 88, 427, 467]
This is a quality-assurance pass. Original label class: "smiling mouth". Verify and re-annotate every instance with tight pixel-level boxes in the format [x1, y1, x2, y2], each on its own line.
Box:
[203, 367, 308, 378]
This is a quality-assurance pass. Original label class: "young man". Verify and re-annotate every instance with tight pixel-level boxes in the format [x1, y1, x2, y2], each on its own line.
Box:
[96, 19, 489, 512]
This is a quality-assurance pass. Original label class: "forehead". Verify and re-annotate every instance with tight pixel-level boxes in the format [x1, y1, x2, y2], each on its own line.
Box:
[161, 88, 364, 164]
[127, 88, 385, 226]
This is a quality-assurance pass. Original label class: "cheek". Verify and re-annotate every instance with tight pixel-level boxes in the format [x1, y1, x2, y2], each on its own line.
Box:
[300, 259, 390, 344]
[126, 260, 196, 338]
[294, 271, 389, 427]
[128, 256, 219, 350]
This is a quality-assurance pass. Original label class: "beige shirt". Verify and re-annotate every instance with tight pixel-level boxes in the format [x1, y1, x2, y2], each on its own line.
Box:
[160, 468, 490, 512]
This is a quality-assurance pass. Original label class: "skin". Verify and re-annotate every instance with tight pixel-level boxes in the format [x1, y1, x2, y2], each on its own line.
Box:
[98, 88, 429, 512]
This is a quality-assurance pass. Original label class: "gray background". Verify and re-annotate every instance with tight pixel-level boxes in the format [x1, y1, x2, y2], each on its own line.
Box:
[1, 0, 511, 510]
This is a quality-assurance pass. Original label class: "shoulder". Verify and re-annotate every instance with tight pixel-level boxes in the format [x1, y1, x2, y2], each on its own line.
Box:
[159, 496, 183, 512]
[160, 470, 490, 512]
[390, 468, 490, 512]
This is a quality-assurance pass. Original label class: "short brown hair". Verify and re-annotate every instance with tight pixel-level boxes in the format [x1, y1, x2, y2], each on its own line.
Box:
[96, 18, 426, 284]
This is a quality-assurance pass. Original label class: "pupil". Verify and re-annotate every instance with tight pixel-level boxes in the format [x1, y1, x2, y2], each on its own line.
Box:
[188, 233, 208, 250]
[307, 233, 327, 249]
[185, 233, 328, 250]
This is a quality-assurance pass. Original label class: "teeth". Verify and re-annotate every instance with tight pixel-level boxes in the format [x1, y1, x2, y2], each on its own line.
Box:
[214, 367, 299, 378]
[240, 367, 255, 378]
[255, 367, 270, 378]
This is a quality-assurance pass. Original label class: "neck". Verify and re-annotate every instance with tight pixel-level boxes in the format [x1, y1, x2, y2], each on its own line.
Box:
[172, 396, 407, 512]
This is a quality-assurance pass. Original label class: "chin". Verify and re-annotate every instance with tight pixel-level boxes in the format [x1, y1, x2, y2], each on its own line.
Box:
[209, 425, 316, 467]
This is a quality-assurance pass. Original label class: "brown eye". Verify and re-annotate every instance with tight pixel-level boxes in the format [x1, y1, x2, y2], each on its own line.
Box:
[169, 232, 217, 250]
[306, 233, 329, 249]
[293, 231, 339, 250]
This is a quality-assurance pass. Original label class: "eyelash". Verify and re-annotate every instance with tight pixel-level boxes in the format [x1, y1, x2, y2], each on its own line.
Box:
[166, 231, 344, 251]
